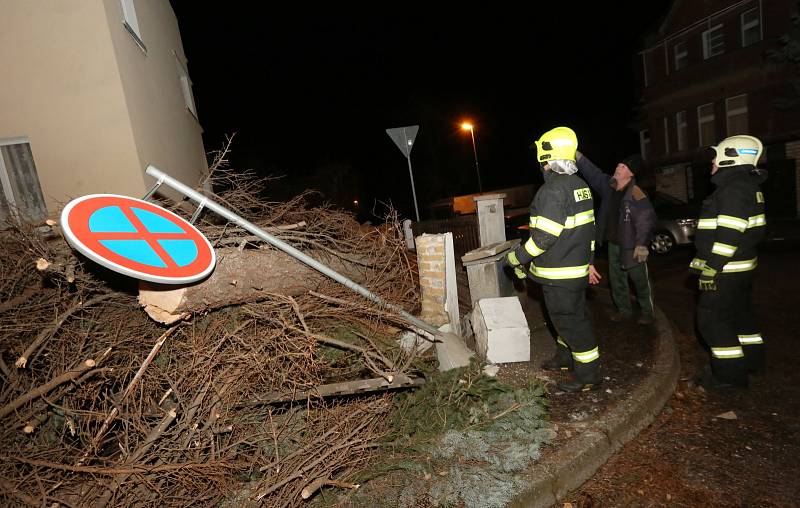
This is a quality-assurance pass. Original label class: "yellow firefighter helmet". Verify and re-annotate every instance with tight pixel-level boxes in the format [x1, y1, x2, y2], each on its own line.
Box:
[535, 126, 578, 163]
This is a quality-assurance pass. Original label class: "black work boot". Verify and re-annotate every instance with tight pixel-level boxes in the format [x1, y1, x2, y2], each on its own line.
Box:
[695, 367, 748, 392]
[557, 376, 603, 393]
[637, 313, 655, 326]
[541, 355, 573, 372]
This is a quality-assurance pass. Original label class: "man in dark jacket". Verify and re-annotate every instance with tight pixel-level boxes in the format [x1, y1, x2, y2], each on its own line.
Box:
[501, 126, 600, 392]
[576, 151, 658, 325]
[691, 135, 767, 391]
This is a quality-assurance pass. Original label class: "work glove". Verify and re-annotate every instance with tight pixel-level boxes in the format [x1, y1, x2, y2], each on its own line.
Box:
[513, 266, 527, 279]
[698, 275, 717, 291]
[633, 245, 649, 263]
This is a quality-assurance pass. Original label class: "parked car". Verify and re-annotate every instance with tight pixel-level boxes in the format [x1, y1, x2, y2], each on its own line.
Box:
[650, 192, 699, 254]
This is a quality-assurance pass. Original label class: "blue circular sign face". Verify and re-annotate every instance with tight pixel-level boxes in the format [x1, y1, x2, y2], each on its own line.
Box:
[61, 194, 216, 284]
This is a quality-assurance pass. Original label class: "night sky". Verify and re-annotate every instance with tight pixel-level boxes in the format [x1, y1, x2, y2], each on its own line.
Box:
[169, 3, 673, 221]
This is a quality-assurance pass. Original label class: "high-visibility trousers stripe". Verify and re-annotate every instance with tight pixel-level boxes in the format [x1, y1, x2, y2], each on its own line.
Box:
[711, 346, 745, 359]
[738, 334, 763, 345]
[572, 347, 599, 363]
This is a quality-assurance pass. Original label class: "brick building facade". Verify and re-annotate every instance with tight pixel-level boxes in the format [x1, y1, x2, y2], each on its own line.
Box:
[635, 0, 800, 216]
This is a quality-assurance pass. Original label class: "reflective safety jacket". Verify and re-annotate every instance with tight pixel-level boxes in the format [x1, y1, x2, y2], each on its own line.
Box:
[690, 165, 767, 277]
[506, 170, 596, 289]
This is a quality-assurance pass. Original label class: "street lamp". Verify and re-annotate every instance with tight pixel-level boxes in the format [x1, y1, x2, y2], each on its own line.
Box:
[461, 122, 483, 192]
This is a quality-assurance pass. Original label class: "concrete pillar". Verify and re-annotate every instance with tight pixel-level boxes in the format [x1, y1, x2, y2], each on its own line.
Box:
[461, 239, 520, 305]
[402, 219, 415, 250]
[474, 193, 507, 246]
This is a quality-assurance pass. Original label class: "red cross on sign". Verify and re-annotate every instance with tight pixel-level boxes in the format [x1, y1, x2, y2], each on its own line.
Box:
[61, 194, 216, 284]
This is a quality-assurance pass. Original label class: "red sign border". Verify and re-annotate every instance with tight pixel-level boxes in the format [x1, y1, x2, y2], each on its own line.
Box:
[61, 194, 216, 284]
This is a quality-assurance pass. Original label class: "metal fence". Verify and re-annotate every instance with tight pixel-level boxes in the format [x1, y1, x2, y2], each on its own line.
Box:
[411, 215, 480, 259]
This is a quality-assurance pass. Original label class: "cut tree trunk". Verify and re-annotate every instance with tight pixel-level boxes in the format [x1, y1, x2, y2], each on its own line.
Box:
[138, 247, 370, 324]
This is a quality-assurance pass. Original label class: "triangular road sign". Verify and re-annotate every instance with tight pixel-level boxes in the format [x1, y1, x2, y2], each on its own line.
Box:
[386, 125, 419, 159]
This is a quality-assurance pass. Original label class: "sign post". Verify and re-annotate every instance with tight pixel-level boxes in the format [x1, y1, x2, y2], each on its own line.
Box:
[386, 125, 420, 222]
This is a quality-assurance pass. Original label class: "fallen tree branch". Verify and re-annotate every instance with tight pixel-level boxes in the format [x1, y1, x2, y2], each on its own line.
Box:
[95, 407, 179, 508]
[90, 325, 180, 451]
[1, 349, 111, 419]
[0, 284, 41, 315]
[4, 456, 230, 475]
[301, 477, 360, 499]
[15, 293, 115, 368]
[0, 478, 38, 507]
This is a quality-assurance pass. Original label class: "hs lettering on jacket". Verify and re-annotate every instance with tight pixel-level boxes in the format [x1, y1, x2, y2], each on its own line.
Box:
[574, 188, 592, 202]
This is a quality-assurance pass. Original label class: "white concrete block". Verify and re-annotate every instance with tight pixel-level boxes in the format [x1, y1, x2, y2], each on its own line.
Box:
[472, 297, 530, 364]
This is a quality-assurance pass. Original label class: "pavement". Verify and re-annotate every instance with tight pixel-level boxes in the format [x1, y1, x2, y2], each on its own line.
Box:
[504, 287, 681, 508]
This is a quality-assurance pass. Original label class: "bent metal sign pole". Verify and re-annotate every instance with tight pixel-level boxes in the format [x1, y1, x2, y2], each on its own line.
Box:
[143, 165, 441, 337]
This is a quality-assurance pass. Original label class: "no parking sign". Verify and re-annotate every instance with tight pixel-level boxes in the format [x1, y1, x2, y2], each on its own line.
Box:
[61, 194, 216, 284]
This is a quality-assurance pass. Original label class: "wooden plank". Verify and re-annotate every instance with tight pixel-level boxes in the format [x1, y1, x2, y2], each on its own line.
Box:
[242, 374, 426, 405]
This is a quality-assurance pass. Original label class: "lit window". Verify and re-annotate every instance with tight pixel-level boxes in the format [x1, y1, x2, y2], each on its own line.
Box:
[640, 130, 651, 160]
[698, 103, 716, 147]
[175, 57, 198, 118]
[120, 0, 146, 51]
[676, 111, 688, 151]
[664, 117, 670, 154]
[741, 8, 761, 47]
[673, 41, 688, 70]
[726, 94, 748, 135]
[702, 24, 725, 59]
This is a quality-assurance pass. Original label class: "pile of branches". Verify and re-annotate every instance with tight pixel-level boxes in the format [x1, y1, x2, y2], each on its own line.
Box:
[0, 144, 428, 507]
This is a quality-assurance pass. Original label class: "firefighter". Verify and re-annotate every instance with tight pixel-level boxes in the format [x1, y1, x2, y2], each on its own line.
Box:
[500, 126, 600, 392]
[691, 134, 767, 390]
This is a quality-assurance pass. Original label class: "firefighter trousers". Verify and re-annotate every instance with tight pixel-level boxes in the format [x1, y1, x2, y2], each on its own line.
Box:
[697, 271, 764, 385]
[542, 285, 600, 383]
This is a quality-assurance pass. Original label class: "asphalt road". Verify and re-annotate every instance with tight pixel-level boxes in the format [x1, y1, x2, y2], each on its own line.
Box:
[565, 237, 800, 507]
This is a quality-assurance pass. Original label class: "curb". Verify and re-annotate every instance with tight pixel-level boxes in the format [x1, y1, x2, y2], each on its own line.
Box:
[509, 305, 681, 508]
